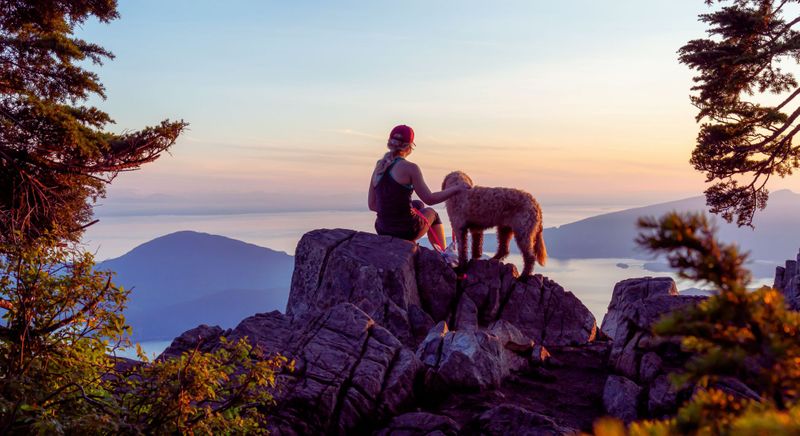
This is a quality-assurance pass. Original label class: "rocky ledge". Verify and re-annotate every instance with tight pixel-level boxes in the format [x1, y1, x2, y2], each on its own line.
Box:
[161, 229, 736, 434]
[774, 249, 800, 310]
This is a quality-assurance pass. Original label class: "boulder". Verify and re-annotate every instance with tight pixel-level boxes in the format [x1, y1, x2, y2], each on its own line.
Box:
[408, 304, 436, 342]
[647, 374, 678, 417]
[603, 375, 641, 423]
[374, 412, 460, 436]
[470, 404, 576, 435]
[453, 294, 478, 331]
[287, 230, 423, 346]
[419, 329, 505, 391]
[639, 352, 663, 383]
[498, 274, 597, 346]
[601, 277, 678, 341]
[286, 228, 357, 316]
[773, 249, 800, 310]
[612, 331, 643, 380]
[158, 324, 225, 360]
[784, 276, 800, 311]
[603, 281, 707, 420]
[416, 247, 458, 322]
[273, 304, 422, 434]
[225, 310, 292, 352]
[487, 319, 549, 367]
[460, 260, 518, 324]
[628, 295, 705, 332]
[417, 321, 449, 368]
[415, 321, 534, 391]
[609, 294, 704, 380]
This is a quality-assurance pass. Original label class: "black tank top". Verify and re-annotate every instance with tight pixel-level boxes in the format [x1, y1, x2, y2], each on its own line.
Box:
[374, 158, 423, 238]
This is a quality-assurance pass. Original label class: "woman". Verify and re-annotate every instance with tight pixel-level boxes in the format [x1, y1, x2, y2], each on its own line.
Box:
[368, 125, 466, 251]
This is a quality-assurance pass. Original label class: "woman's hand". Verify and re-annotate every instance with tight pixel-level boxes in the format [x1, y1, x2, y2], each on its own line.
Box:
[446, 182, 469, 199]
[407, 162, 470, 205]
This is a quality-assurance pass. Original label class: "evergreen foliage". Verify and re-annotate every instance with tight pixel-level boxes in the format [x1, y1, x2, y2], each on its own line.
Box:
[0, 2, 288, 433]
[592, 212, 800, 435]
[680, 0, 800, 226]
[0, 240, 288, 433]
[0, 0, 187, 245]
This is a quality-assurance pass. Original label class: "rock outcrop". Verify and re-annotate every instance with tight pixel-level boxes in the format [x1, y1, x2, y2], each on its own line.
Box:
[161, 229, 732, 434]
[601, 277, 677, 341]
[165, 303, 420, 435]
[773, 249, 800, 310]
[158, 324, 224, 360]
[415, 320, 545, 392]
[287, 229, 428, 346]
[602, 278, 706, 420]
[467, 404, 575, 435]
[374, 412, 460, 436]
[602, 375, 641, 423]
[286, 229, 597, 348]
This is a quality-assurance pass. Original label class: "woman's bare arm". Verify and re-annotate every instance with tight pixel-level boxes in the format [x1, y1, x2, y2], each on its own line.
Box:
[368, 168, 378, 211]
[407, 162, 465, 205]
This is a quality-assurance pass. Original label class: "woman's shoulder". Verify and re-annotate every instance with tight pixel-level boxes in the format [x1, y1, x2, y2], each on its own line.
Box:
[395, 158, 418, 171]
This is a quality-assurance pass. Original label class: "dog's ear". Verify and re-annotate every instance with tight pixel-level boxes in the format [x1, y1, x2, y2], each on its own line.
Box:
[442, 172, 453, 190]
[463, 172, 473, 187]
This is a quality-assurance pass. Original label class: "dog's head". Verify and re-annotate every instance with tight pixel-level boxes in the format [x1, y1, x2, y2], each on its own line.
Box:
[442, 171, 474, 190]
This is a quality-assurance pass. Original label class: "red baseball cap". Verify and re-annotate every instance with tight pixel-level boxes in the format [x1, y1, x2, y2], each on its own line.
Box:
[389, 125, 415, 146]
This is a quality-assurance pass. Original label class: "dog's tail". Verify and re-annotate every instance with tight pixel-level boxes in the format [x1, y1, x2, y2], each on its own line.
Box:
[535, 230, 547, 266]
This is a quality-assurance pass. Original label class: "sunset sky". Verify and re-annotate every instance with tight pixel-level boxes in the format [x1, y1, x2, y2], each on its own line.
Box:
[77, 1, 800, 217]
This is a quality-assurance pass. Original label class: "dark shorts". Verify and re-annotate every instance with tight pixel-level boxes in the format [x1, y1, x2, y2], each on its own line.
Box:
[376, 201, 441, 241]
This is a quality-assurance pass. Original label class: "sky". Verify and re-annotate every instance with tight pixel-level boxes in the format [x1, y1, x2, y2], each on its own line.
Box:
[75, 0, 800, 217]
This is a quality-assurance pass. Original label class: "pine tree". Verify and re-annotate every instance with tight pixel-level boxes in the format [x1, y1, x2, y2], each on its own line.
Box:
[0, 2, 287, 432]
[680, 0, 800, 226]
[0, 0, 186, 245]
[593, 212, 800, 435]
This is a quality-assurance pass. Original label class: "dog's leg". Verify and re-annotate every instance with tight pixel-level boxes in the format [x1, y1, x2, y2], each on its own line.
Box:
[456, 226, 469, 272]
[470, 228, 483, 259]
[492, 226, 513, 261]
[514, 228, 535, 277]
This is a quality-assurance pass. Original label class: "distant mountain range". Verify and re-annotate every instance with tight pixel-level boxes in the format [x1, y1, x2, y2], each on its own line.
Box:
[100, 192, 799, 341]
[98, 231, 293, 341]
[468, 189, 799, 263]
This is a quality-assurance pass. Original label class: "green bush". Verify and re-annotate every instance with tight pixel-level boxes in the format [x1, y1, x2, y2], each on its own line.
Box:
[0, 240, 289, 434]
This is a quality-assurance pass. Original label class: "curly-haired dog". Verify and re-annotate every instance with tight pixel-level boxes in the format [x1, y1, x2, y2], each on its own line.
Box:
[442, 171, 547, 278]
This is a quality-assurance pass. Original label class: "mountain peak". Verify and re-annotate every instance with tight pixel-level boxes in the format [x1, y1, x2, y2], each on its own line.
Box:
[771, 188, 797, 197]
[97, 231, 294, 340]
[104, 230, 286, 263]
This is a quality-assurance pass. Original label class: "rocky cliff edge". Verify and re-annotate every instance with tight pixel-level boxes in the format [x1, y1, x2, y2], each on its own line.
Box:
[161, 229, 725, 434]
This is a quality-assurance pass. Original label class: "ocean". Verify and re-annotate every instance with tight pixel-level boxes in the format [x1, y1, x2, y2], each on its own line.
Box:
[91, 207, 775, 360]
[83, 205, 633, 261]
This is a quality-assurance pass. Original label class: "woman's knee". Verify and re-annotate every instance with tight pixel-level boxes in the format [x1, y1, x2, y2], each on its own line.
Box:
[421, 207, 441, 225]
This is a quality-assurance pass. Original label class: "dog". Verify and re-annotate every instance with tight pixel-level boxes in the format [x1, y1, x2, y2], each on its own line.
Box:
[442, 171, 547, 278]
